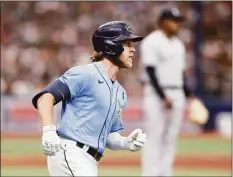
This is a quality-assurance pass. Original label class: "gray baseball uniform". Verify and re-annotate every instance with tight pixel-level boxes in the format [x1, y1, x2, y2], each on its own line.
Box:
[140, 29, 186, 176]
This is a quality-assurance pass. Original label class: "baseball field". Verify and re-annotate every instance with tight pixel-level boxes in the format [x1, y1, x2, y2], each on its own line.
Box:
[1, 133, 231, 176]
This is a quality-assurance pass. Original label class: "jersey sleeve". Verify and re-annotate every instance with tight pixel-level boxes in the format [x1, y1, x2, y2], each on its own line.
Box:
[110, 89, 127, 133]
[110, 117, 124, 133]
[58, 66, 92, 99]
[140, 37, 159, 67]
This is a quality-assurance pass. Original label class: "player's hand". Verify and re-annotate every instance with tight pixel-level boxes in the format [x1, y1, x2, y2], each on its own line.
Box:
[162, 97, 173, 110]
[125, 129, 147, 151]
[42, 125, 60, 156]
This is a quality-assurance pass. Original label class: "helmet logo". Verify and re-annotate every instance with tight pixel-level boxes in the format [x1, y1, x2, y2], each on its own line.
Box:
[125, 25, 133, 34]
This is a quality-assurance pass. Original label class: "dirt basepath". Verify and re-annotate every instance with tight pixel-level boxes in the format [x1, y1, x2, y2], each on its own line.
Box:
[2, 155, 231, 170]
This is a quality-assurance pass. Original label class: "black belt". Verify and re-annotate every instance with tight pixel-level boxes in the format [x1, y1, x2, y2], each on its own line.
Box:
[76, 141, 103, 161]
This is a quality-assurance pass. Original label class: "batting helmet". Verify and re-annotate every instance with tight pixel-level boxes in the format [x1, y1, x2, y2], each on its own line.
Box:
[92, 21, 143, 57]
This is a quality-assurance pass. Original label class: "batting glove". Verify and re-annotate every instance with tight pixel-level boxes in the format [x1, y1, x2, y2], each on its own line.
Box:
[42, 125, 60, 156]
[125, 129, 147, 151]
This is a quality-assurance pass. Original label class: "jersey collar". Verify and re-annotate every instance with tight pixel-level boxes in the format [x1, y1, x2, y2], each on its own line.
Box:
[93, 62, 118, 88]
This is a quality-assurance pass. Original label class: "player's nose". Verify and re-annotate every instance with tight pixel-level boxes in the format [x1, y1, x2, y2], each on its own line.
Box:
[131, 47, 135, 53]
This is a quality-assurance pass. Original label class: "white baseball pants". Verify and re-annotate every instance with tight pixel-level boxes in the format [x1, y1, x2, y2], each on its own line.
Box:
[141, 84, 186, 176]
[47, 137, 98, 176]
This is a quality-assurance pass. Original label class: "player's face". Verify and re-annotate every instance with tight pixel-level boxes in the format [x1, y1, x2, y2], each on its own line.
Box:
[119, 40, 135, 68]
[164, 19, 181, 35]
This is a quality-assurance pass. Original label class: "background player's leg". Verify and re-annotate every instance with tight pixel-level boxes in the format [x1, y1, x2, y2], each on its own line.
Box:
[141, 88, 166, 176]
[159, 102, 185, 176]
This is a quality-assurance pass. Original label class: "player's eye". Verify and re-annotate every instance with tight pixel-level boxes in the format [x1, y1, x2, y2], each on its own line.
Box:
[123, 41, 132, 47]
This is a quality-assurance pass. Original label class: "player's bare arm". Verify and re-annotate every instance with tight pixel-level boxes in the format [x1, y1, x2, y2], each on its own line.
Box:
[37, 93, 55, 126]
[32, 78, 72, 157]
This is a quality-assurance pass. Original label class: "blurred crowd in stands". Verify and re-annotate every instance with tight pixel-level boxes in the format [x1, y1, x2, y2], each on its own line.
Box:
[1, 2, 232, 100]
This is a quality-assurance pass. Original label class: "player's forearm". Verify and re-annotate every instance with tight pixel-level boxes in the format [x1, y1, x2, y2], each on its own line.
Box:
[37, 93, 55, 126]
[106, 132, 128, 150]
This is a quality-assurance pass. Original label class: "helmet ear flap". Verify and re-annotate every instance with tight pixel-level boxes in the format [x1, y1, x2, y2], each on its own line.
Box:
[104, 40, 124, 57]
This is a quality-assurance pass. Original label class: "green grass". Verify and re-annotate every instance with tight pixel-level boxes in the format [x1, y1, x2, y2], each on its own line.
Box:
[176, 138, 231, 154]
[1, 136, 231, 176]
[1, 166, 231, 176]
[1, 139, 42, 155]
[1, 166, 49, 176]
[2, 136, 231, 156]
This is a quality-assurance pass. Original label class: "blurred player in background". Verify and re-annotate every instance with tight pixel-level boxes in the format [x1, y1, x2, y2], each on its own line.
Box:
[32, 21, 147, 176]
[140, 8, 196, 176]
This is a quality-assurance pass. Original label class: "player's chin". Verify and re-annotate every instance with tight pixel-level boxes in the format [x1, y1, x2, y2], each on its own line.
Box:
[120, 62, 132, 68]
[127, 59, 133, 67]
[124, 62, 133, 68]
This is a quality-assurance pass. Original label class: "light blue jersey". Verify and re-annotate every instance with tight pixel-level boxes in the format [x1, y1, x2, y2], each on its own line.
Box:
[56, 62, 127, 153]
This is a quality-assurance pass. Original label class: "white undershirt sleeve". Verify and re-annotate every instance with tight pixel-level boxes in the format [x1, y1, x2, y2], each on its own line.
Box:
[105, 132, 128, 150]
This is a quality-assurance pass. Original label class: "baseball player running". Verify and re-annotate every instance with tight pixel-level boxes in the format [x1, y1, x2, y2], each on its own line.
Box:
[140, 8, 195, 176]
[32, 21, 147, 176]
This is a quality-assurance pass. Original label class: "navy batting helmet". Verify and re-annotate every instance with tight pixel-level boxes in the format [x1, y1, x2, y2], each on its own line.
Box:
[92, 21, 143, 57]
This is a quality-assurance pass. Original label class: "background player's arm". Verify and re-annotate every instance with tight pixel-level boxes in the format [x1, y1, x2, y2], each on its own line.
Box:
[140, 38, 172, 109]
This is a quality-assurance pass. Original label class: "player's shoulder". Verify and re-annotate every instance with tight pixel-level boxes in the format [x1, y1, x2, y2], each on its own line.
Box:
[117, 84, 127, 105]
[71, 63, 95, 70]
[173, 36, 185, 49]
[64, 63, 94, 76]
[119, 84, 126, 93]
[117, 83, 127, 96]
[141, 30, 165, 47]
